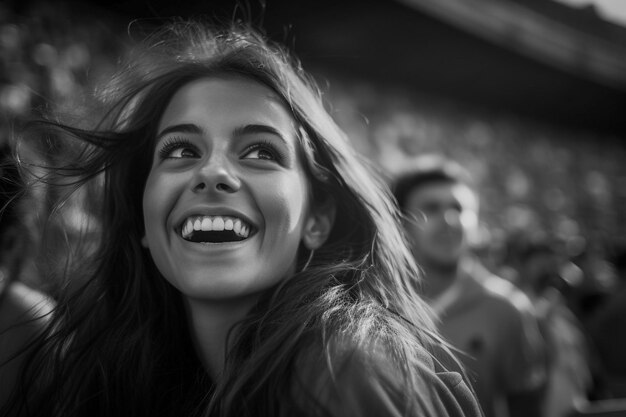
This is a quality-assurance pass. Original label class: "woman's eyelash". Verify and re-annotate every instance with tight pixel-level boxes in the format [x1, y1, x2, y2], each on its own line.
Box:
[158, 137, 196, 159]
[244, 140, 286, 162]
[156, 138, 285, 162]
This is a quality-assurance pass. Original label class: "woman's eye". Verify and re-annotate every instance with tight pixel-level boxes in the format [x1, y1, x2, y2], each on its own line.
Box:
[242, 143, 281, 162]
[158, 139, 200, 160]
[167, 147, 198, 159]
[244, 148, 274, 160]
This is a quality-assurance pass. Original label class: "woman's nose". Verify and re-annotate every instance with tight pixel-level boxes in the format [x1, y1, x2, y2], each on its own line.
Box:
[192, 155, 241, 194]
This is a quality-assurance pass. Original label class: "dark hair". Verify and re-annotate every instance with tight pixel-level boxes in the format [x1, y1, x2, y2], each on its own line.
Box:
[0, 145, 22, 239]
[8, 22, 462, 417]
[392, 154, 474, 212]
[0, 144, 30, 305]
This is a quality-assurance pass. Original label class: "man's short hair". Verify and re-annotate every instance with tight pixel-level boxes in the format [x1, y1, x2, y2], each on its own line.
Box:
[392, 154, 474, 212]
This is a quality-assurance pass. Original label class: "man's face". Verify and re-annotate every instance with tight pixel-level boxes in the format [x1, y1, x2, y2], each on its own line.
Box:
[403, 181, 478, 268]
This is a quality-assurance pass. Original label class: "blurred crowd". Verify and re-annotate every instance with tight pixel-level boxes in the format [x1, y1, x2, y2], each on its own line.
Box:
[1, 2, 625, 416]
[329, 78, 626, 345]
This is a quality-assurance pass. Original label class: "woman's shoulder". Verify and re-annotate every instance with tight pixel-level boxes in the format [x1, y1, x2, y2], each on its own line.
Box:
[427, 343, 485, 417]
[292, 333, 483, 417]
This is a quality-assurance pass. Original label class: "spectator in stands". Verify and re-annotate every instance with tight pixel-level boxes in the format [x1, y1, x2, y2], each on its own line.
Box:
[587, 245, 626, 399]
[393, 154, 548, 417]
[513, 237, 592, 416]
[3, 22, 482, 417]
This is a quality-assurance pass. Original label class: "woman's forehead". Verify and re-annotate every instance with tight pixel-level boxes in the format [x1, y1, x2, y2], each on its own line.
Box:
[157, 76, 297, 133]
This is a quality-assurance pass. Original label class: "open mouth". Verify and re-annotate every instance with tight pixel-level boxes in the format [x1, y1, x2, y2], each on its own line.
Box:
[180, 215, 253, 243]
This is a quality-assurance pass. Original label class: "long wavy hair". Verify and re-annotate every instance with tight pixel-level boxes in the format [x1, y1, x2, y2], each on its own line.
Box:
[8, 21, 455, 417]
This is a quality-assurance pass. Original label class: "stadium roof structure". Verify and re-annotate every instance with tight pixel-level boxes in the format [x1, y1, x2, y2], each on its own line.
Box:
[259, 0, 626, 136]
[18, 0, 626, 135]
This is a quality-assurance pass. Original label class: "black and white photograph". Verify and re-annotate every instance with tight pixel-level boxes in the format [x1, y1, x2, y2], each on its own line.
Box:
[1, 1, 625, 416]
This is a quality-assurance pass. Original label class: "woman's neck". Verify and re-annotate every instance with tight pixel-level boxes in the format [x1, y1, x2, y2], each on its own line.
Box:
[184, 296, 258, 379]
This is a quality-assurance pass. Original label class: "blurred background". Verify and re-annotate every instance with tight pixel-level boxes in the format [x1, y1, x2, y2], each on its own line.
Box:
[1, 0, 625, 409]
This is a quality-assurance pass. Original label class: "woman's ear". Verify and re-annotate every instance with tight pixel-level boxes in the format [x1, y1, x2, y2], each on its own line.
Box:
[141, 235, 149, 248]
[302, 198, 336, 250]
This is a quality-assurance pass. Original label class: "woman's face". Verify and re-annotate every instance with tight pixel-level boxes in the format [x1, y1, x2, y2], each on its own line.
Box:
[142, 76, 314, 302]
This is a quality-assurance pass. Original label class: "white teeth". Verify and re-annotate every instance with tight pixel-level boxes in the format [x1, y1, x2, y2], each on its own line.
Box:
[213, 217, 224, 231]
[180, 215, 252, 240]
[183, 221, 193, 237]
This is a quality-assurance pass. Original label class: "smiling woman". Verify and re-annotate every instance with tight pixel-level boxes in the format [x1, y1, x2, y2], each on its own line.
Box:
[3, 21, 482, 417]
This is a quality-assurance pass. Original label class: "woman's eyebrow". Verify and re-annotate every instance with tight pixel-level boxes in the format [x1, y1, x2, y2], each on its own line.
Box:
[156, 123, 203, 141]
[233, 124, 290, 147]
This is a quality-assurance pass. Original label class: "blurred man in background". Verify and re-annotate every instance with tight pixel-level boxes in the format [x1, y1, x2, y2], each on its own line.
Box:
[393, 155, 547, 417]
